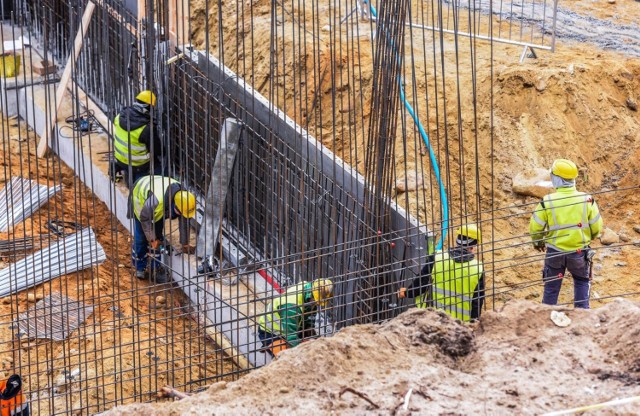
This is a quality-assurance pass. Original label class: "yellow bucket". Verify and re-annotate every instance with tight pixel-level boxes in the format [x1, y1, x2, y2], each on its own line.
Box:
[0, 53, 21, 78]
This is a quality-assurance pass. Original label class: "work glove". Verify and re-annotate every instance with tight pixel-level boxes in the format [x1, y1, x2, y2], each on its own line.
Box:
[179, 244, 195, 255]
[398, 287, 407, 299]
[150, 239, 161, 250]
[533, 242, 546, 252]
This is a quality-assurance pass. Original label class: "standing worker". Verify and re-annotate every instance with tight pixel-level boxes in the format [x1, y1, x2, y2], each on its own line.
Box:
[112, 90, 163, 188]
[131, 175, 196, 283]
[258, 279, 333, 358]
[529, 159, 603, 309]
[398, 225, 485, 322]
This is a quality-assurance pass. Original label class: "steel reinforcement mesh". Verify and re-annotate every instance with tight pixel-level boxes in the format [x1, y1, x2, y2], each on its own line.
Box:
[7, 0, 632, 414]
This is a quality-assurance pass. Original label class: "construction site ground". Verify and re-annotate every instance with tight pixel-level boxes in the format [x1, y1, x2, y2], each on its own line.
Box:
[2, 0, 640, 413]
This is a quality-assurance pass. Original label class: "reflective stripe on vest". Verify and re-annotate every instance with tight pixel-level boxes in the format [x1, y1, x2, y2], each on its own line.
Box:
[113, 115, 150, 166]
[259, 283, 306, 336]
[543, 192, 591, 250]
[132, 176, 178, 222]
[421, 251, 482, 322]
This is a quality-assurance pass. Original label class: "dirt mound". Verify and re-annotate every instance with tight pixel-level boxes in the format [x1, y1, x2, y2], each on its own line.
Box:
[105, 299, 640, 415]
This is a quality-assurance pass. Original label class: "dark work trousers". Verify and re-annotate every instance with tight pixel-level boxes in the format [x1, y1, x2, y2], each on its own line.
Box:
[132, 217, 165, 272]
[542, 247, 591, 309]
[257, 328, 286, 358]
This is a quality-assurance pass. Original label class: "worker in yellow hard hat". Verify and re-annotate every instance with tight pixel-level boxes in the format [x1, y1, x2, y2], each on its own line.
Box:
[398, 224, 486, 322]
[258, 278, 333, 358]
[529, 159, 603, 309]
[130, 175, 197, 283]
[111, 90, 163, 188]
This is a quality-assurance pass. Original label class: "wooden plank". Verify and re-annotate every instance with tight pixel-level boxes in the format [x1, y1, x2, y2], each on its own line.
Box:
[36, 1, 96, 157]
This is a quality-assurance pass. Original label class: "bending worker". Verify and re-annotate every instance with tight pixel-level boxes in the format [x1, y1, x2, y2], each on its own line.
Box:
[258, 279, 333, 357]
[131, 175, 196, 283]
[0, 375, 28, 416]
[398, 225, 485, 322]
[529, 159, 603, 309]
[112, 90, 163, 187]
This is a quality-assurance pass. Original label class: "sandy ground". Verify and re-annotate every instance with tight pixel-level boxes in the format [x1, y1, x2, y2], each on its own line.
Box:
[0, 118, 236, 415]
[104, 299, 640, 415]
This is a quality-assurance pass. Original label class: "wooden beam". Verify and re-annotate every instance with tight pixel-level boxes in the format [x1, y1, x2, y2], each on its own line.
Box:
[37, 1, 96, 157]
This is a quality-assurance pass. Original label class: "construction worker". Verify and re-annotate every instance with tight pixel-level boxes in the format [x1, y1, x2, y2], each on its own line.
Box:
[112, 90, 163, 188]
[398, 225, 485, 322]
[529, 159, 603, 309]
[130, 175, 196, 283]
[0, 375, 29, 416]
[258, 279, 333, 358]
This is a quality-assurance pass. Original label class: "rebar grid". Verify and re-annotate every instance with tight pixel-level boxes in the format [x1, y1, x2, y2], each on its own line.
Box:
[0, 0, 637, 414]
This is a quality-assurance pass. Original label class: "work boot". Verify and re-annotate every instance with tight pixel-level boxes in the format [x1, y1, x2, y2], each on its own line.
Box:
[135, 270, 149, 280]
[151, 268, 171, 284]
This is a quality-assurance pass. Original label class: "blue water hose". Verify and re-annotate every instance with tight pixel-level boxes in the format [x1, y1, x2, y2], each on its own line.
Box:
[367, 1, 449, 249]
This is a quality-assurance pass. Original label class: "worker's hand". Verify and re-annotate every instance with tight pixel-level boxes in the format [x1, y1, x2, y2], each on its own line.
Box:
[180, 244, 195, 255]
[533, 242, 546, 253]
[271, 339, 288, 356]
[150, 240, 161, 250]
[398, 287, 407, 299]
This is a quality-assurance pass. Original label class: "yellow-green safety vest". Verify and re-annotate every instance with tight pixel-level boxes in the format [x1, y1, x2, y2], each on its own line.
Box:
[259, 283, 307, 337]
[133, 176, 178, 222]
[529, 187, 603, 252]
[113, 115, 150, 167]
[416, 251, 482, 322]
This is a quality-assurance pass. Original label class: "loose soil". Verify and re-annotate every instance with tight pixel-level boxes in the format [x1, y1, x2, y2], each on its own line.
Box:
[104, 299, 640, 415]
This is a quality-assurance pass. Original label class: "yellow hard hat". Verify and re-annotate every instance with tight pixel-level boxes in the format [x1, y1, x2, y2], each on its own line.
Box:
[136, 90, 157, 106]
[173, 191, 196, 219]
[551, 159, 578, 180]
[311, 279, 333, 307]
[455, 224, 481, 245]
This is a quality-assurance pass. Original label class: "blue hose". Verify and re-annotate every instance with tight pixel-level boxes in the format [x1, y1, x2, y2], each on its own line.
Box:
[367, 1, 449, 249]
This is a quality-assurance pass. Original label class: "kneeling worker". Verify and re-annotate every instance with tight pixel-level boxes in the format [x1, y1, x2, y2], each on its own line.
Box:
[131, 175, 196, 283]
[258, 279, 333, 357]
[398, 225, 485, 322]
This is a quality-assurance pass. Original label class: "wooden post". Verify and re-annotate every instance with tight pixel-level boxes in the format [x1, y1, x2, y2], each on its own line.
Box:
[36, 1, 96, 157]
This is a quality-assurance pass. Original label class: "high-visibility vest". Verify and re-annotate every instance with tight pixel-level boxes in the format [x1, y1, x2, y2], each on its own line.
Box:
[529, 187, 603, 252]
[0, 375, 28, 416]
[132, 176, 178, 222]
[259, 283, 308, 338]
[416, 251, 482, 322]
[113, 114, 150, 167]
